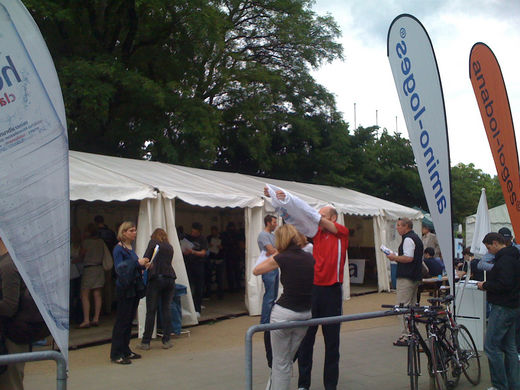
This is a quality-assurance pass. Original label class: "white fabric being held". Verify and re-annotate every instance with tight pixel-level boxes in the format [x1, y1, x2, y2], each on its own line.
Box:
[255, 250, 268, 267]
[266, 184, 321, 238]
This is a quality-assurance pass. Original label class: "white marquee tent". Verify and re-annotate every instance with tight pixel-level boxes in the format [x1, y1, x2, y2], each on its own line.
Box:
[69, 150, 423, 326]
[465, 203, 510, 248]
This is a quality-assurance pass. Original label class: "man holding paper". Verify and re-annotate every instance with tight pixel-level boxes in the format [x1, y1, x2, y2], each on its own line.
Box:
[263, 185, 349, 390]
[385, 218, 423, 347]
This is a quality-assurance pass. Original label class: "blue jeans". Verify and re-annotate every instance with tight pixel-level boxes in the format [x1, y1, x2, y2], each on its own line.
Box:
[261, 269, 279, 324]
[485, 304, 520, 390]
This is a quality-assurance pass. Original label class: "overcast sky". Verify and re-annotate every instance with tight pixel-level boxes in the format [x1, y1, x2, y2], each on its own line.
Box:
[311, 0, 520, 175]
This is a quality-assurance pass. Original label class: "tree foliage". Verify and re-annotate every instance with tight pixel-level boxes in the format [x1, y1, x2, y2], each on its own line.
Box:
[451, 163, 503, 224]
[346, 127, 426, 209]
[22, 1, 503, 225]
[22, 0, 344, 170]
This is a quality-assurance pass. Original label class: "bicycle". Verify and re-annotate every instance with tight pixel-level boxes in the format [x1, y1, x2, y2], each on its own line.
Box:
[382, 303, 443, 390]
[427, 295, 481, 389]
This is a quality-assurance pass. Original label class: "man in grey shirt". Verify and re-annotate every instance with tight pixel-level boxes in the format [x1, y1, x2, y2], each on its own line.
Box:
[257, 215, 278, 369]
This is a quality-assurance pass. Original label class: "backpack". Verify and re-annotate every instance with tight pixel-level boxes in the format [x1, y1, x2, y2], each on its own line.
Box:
[2, 286, 50, 345]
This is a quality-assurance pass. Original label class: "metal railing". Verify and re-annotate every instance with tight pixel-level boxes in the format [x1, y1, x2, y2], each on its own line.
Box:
[245, 310, 400, 390]
[0, 350, 67, 390]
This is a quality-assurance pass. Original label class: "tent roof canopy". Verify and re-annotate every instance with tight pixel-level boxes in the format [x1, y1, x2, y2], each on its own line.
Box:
[465, 203, 509, 225]
[70, 151, 422, 219]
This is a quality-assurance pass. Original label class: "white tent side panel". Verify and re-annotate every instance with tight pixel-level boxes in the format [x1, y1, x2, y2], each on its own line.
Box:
[245, 207, 264, 316]
[337, 213, 351, 300]
[136, 196, 198, 334]
[373, 216, 390, 292]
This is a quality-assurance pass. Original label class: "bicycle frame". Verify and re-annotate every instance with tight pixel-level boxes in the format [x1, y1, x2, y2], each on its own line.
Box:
[384, 304, 442, 385]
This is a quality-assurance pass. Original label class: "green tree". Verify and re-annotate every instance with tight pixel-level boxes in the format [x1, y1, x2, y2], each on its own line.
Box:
[23, 0, 344, 172]
[346, 126, 426, 209]
[451, 163, 502, 224]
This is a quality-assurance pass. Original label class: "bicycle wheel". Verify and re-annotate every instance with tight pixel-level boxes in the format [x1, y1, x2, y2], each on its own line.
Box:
[408, 339, 420, 390]
[439, 335, 461, 389]
[429, 337, 448, 390]
[455, 324, 481, 385]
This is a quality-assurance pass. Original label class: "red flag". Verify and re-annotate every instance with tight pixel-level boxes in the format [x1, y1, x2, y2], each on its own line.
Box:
[469, 43, 520, 238]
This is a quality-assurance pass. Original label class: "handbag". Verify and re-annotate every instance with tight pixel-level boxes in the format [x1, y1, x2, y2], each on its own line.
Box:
[135, 273, 146, 299]
[102, 243, 113, 271]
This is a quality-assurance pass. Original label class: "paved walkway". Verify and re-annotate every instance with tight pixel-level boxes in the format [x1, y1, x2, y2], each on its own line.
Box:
[23, 293, 490, 390]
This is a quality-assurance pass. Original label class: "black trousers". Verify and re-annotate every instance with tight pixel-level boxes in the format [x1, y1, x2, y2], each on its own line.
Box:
[298, 283, 343, 390]
[205, 254, 225, 298]
[142, 276, 175, 344]
[69, 277, 82, 324]
[225, 257, 241, 292]
[186, 260, 205, 312]
[110, 288, 139, 360]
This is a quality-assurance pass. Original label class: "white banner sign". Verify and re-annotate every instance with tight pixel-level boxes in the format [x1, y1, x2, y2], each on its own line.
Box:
[0, 1, 69, 358]
[387, 14, 454, 288]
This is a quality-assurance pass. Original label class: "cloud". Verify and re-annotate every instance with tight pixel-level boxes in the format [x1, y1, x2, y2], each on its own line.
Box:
[311, 0, 520, 175]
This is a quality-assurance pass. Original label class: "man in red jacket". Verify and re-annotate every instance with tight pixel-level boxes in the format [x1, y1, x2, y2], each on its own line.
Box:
[263, 188, 349, 390]
[297, 205, 349, 390]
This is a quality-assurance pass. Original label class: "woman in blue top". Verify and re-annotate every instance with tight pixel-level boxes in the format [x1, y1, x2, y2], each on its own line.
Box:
[110, 221, 149, 365]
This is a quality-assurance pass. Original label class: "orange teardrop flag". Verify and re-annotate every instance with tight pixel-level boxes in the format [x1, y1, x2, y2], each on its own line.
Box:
[469, 43, 520, 238]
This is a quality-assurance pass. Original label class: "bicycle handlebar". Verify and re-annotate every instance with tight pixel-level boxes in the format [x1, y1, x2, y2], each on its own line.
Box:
[427, 294, 454, 305]
[381, 303, 443, 314]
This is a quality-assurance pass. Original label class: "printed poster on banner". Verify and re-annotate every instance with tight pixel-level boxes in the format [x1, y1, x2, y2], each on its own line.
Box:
[387, 14, 454, 288]
[0, 2, 69, 358]
[469, 43, 520, 239]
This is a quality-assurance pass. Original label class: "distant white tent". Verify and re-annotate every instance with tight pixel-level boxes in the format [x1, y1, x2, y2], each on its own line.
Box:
[69, 151, 423, 326]
[465, 203, 510, 248]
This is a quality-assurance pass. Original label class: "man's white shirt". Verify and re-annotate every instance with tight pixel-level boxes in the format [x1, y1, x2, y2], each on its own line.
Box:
[403, 237, 415, 257]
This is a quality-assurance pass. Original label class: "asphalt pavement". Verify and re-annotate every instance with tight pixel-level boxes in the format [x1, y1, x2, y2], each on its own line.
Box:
[22, 292, 491, 390]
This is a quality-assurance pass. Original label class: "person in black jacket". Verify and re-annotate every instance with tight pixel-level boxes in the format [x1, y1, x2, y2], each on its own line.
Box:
[478, 232, 520, 390]
[138, 228, 176, 350]
[94, 215, 117, 253]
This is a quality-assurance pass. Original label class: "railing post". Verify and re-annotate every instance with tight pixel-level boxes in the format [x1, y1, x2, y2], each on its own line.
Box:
[0, 350, 67, 390]
[54, 351, 68, 390]
[245, 325, 260, 390]
[244, 310, 399, 390]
